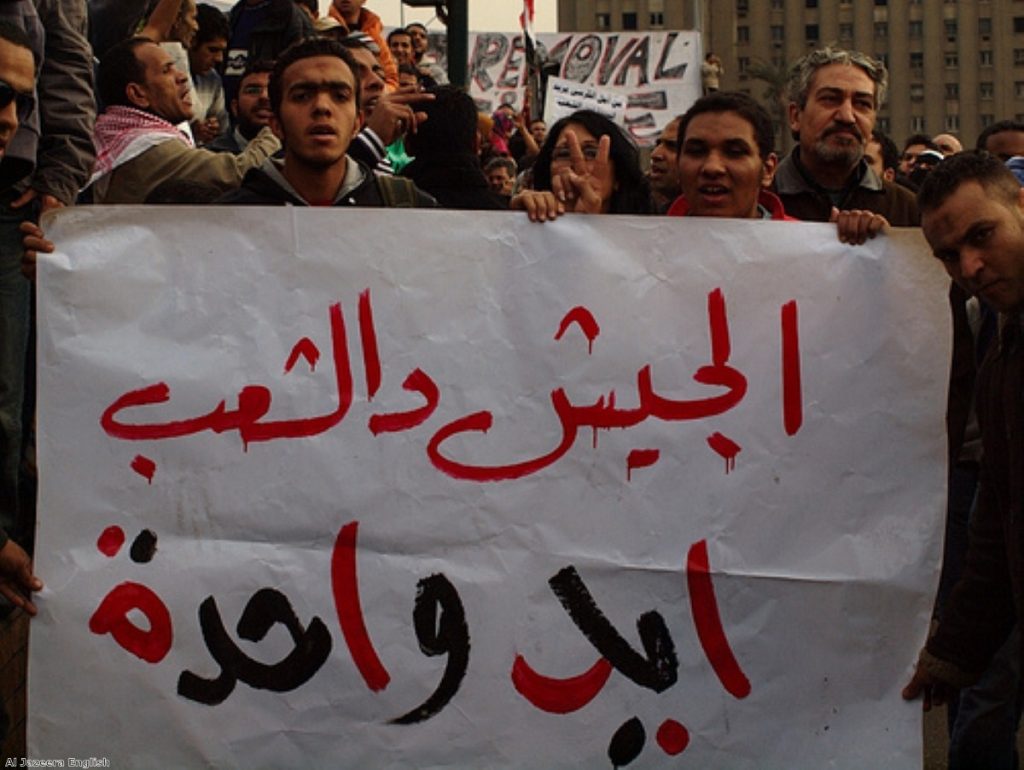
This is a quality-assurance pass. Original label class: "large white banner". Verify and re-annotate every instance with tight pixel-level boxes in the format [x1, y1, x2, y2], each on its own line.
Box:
[31, 208, 948, 769]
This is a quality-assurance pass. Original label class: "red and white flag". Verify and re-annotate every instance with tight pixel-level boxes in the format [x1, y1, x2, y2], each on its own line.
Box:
[520, 0, 536, 50]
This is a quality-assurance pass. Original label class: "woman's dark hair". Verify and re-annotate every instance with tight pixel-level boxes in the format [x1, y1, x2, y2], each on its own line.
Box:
[532, 110, 652, 214]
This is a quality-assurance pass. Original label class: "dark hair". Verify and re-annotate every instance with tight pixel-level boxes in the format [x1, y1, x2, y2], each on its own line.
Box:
[871, 129, 900, 172]
[97, 37, 153, 109]
[241, 58, 275, 83]
[677, 91, 775, 160]
[976, 120, 1024, 152]
[404, 85, 476, 156]
[902, 133, 936, 152]
[917, 150, 1020, 214]
[0, 21, 36, 65]
[532, 110, 652, 214]
[269, 37, 360, 115]
[194, 4, 229, 46]
[406, 22, 427, 35]
[387, 28, 412, 45]
[485, 156, 516, 176]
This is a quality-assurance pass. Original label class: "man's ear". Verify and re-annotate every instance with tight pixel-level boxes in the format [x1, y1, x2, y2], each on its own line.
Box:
[761, 152, 779, 188]
[787, 102, 801, 137]
[125, 82, 149, 110]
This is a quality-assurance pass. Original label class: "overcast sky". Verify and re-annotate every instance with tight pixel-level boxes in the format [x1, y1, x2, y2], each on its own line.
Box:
[316, 1, 559, 33]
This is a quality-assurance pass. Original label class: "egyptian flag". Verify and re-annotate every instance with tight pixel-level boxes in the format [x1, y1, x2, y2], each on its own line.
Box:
[520, 0, 537, 63]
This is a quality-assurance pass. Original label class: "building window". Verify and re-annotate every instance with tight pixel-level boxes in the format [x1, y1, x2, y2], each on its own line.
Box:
[806, 0, 817, 6]
[945, 20, 957, 42]
[772, 0, 784, 8]
[738, 25, 750, 43]
[771, 25, 785, 43]
[944, 115, 959, 132]
[1016, 81, 1024, 97]
[738, 56, 750, 75]
[622, 12, 637, 30]
[875, 0, 887, 5]
[649, 11, 664, 27]
[910, 52, 924, 70]
[912, 115, 926, 132]
[1016, 17, 1024, 33]
[945, 83, 959, 99]
[839, 23, 853, 40]
[909, 20, 922, 38]
[877, 116, 890, 134]
[981, 114, 995, 128]
[980, 82, 995, 99]
[806, 24, 819, 42]
[979, 18, 993, 36]
[1016, 48, 1024, 64]
[875, 52, 889, 68]
[596, 12, 610, 30]
[875, 22, 887, 38]
[910, 83, 924, 102]
[981, 49, 994, 66]
[945, 53, 958, 67]
[737, 0, 748, 17]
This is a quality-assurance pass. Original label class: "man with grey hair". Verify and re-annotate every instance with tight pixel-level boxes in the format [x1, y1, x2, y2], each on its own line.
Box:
[773, 46, 918, 228]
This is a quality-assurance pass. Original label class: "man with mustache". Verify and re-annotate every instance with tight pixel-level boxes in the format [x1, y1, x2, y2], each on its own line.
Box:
[89, 37, 280, 203]
[773, 46, 918, 228]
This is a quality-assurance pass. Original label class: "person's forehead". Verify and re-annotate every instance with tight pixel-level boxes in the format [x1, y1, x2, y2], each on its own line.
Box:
[808, 63, 875, 96]
[661, 118, 681, 137]
[282, 55, 356, 87]
[923, 181, 994, 236]
[986, 130, 1024, 154]
[138, 42, 172, 70]
[202, 38, 228, 49]
[557, 122, 597, 143]
[0, 39, 34, 87]
[905, 143, 926, 153]
[684, 110, 756, 143]
[239, 70, 269, 90]
[349, 47, 378, 71]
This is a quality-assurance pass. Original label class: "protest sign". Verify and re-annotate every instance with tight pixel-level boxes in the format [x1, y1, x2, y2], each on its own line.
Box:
[30, 208, 948, 768]
[465, 30, 701, 145]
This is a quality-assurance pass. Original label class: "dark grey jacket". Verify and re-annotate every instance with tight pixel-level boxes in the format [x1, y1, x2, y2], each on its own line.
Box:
[0, 0, 95, 203]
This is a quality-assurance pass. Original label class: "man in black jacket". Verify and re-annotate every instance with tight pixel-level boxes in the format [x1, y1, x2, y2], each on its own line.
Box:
[224, 0, 311, 104]
[220, 37, 434, 207]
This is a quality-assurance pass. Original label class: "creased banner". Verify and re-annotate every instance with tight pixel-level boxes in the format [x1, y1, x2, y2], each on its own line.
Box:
[31, 209, 948, 769]
[423, 30, 700, 145]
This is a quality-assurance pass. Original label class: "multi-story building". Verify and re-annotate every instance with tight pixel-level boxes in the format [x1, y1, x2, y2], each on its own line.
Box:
[558, 0, 1024, 150]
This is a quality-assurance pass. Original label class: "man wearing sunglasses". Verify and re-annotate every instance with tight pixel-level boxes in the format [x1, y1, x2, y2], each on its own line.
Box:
[0, 3, 93, 607]
[0, 21, 47, 625]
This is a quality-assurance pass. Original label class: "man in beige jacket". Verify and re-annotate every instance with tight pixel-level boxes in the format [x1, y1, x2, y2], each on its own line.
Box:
[89, 36, 279, 204]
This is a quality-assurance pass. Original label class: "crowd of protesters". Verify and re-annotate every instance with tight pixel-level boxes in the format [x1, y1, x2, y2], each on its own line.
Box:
[3, 0, 1024, 764]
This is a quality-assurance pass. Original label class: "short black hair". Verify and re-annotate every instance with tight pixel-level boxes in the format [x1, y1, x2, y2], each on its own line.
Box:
[97, 37, 152, 109]
[387, 28, 412, 45]
[269, 37, 361, 116]
[976, 120, 1024, 152]
[677, 91, 775, 160]
[485, 156, 516, 176]
[194, 4, 229, 46]
[0, 21, 36, 66]
[404, 85, 476, 157]
[870, 129, 900, 172]
[902, 133, 935, 151]
[917, 150, 1020, 214]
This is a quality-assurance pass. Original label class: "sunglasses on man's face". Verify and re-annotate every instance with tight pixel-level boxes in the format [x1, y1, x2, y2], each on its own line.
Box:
[0, 80, 34, 124]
